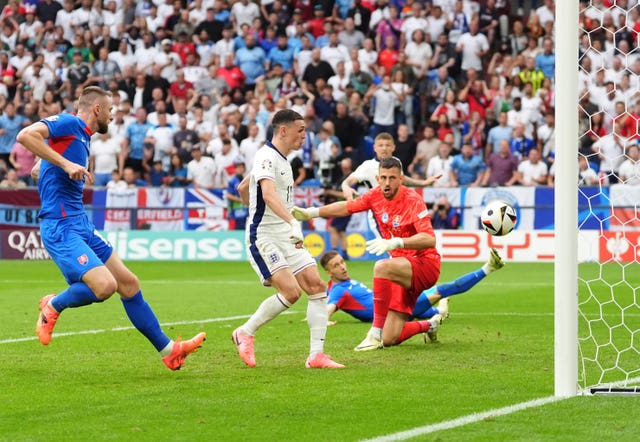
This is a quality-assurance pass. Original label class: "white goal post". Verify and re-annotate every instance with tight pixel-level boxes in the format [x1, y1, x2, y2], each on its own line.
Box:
[557, 0, 640, 396]
[555, 0, 579, 397]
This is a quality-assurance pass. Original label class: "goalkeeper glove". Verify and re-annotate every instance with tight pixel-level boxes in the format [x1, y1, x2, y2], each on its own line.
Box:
[365, 237, 404, 256]
[288, 219, 304, 244]
[291, 206, 319, 221]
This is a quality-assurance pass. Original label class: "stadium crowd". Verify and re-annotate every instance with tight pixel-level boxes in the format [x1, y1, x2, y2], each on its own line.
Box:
[0, 0, 639, 198]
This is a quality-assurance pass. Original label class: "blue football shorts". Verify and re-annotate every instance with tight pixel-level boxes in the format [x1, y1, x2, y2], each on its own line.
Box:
[40, 214, 114, 285]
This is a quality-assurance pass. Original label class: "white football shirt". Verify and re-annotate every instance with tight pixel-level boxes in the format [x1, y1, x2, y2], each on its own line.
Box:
[248, 142, 294, 237]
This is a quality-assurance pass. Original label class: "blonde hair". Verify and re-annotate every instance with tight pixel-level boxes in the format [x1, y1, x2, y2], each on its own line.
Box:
[78, 86, 112, 110]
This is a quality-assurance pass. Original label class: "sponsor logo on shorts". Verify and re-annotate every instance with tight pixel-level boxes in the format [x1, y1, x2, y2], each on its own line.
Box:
[77, 254, 89, 265]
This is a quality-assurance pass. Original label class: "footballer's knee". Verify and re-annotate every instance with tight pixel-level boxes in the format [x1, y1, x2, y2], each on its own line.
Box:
[372, 259, 394, 278]
[93, 275, 118, 300]
[305, 281, 326, 296]
[281, 286, 302, 304]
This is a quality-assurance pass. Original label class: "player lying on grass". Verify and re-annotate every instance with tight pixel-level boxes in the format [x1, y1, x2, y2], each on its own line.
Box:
[293, 157, 441, 351]
[18, 86, 205, 371]
[318, 249, 504, 343]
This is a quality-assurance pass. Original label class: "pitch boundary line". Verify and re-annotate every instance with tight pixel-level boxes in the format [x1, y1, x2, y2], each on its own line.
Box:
[359, 396, 567, 441]
[0, 279, 555, 287]
[0, 311, 298, 345]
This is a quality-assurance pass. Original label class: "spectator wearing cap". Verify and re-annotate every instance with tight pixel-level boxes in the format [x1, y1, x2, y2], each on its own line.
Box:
[235, 33, 266, 89]
[307, 4, 328, 39]
[156, 38, 182, 82]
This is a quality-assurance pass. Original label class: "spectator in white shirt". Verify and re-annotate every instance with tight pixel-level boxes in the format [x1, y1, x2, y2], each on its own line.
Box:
[426, 142, 453, 187]
[187, 147, 218, 189]
[618, 144, 640, 185]
[517, 148, 548, 186]
[239, 123, 263, 170]
[90, 132, 122, 187]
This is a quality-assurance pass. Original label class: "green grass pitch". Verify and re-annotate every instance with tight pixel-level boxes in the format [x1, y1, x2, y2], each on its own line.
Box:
[1, 260, 640, 441]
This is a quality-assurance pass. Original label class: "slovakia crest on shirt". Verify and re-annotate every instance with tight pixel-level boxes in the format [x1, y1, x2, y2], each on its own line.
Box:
[77, 254, 89, 265]
[392, 215, 401, 228]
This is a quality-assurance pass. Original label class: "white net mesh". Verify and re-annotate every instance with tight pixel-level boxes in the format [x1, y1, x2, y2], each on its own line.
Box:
[577, 0, 640, 393]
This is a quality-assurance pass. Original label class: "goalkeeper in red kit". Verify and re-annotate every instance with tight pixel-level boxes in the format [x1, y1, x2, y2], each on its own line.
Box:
[292, 157, 442, 351]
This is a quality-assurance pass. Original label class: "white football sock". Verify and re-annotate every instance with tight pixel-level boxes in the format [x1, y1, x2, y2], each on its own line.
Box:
[159, 340, 174, 357]
[371, 326, 382, 340]
[307, 293, 328, 358]
[242, 293, 291, 336]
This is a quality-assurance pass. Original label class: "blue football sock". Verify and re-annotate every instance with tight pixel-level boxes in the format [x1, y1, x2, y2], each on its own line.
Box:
[412, 294, 439, 319]
[121, 291, 171, 352]
[437, 269, 486, 298]
[51, 282, 100, 312]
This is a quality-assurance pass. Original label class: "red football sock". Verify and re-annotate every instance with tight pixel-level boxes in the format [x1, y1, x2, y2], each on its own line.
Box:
[396, 321, 431, 344]
[372, 277, 393, 329]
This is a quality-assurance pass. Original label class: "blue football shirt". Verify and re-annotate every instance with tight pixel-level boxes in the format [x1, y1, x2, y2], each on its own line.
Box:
[38, 113, 93, 219]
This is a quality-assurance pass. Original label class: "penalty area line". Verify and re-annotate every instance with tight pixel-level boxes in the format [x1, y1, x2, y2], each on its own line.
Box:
[0, 311, 300, 345]
[359, 396, 567, 442]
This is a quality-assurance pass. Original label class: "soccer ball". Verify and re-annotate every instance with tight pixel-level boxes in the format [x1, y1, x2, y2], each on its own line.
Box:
[480, 200, 517, 236]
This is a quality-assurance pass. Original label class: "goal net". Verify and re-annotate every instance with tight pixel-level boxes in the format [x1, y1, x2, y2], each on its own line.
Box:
[570, 0, 640, 395]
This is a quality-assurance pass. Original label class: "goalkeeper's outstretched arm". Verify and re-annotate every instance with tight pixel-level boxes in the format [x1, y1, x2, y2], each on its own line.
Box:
[292, 201, 350, 221]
